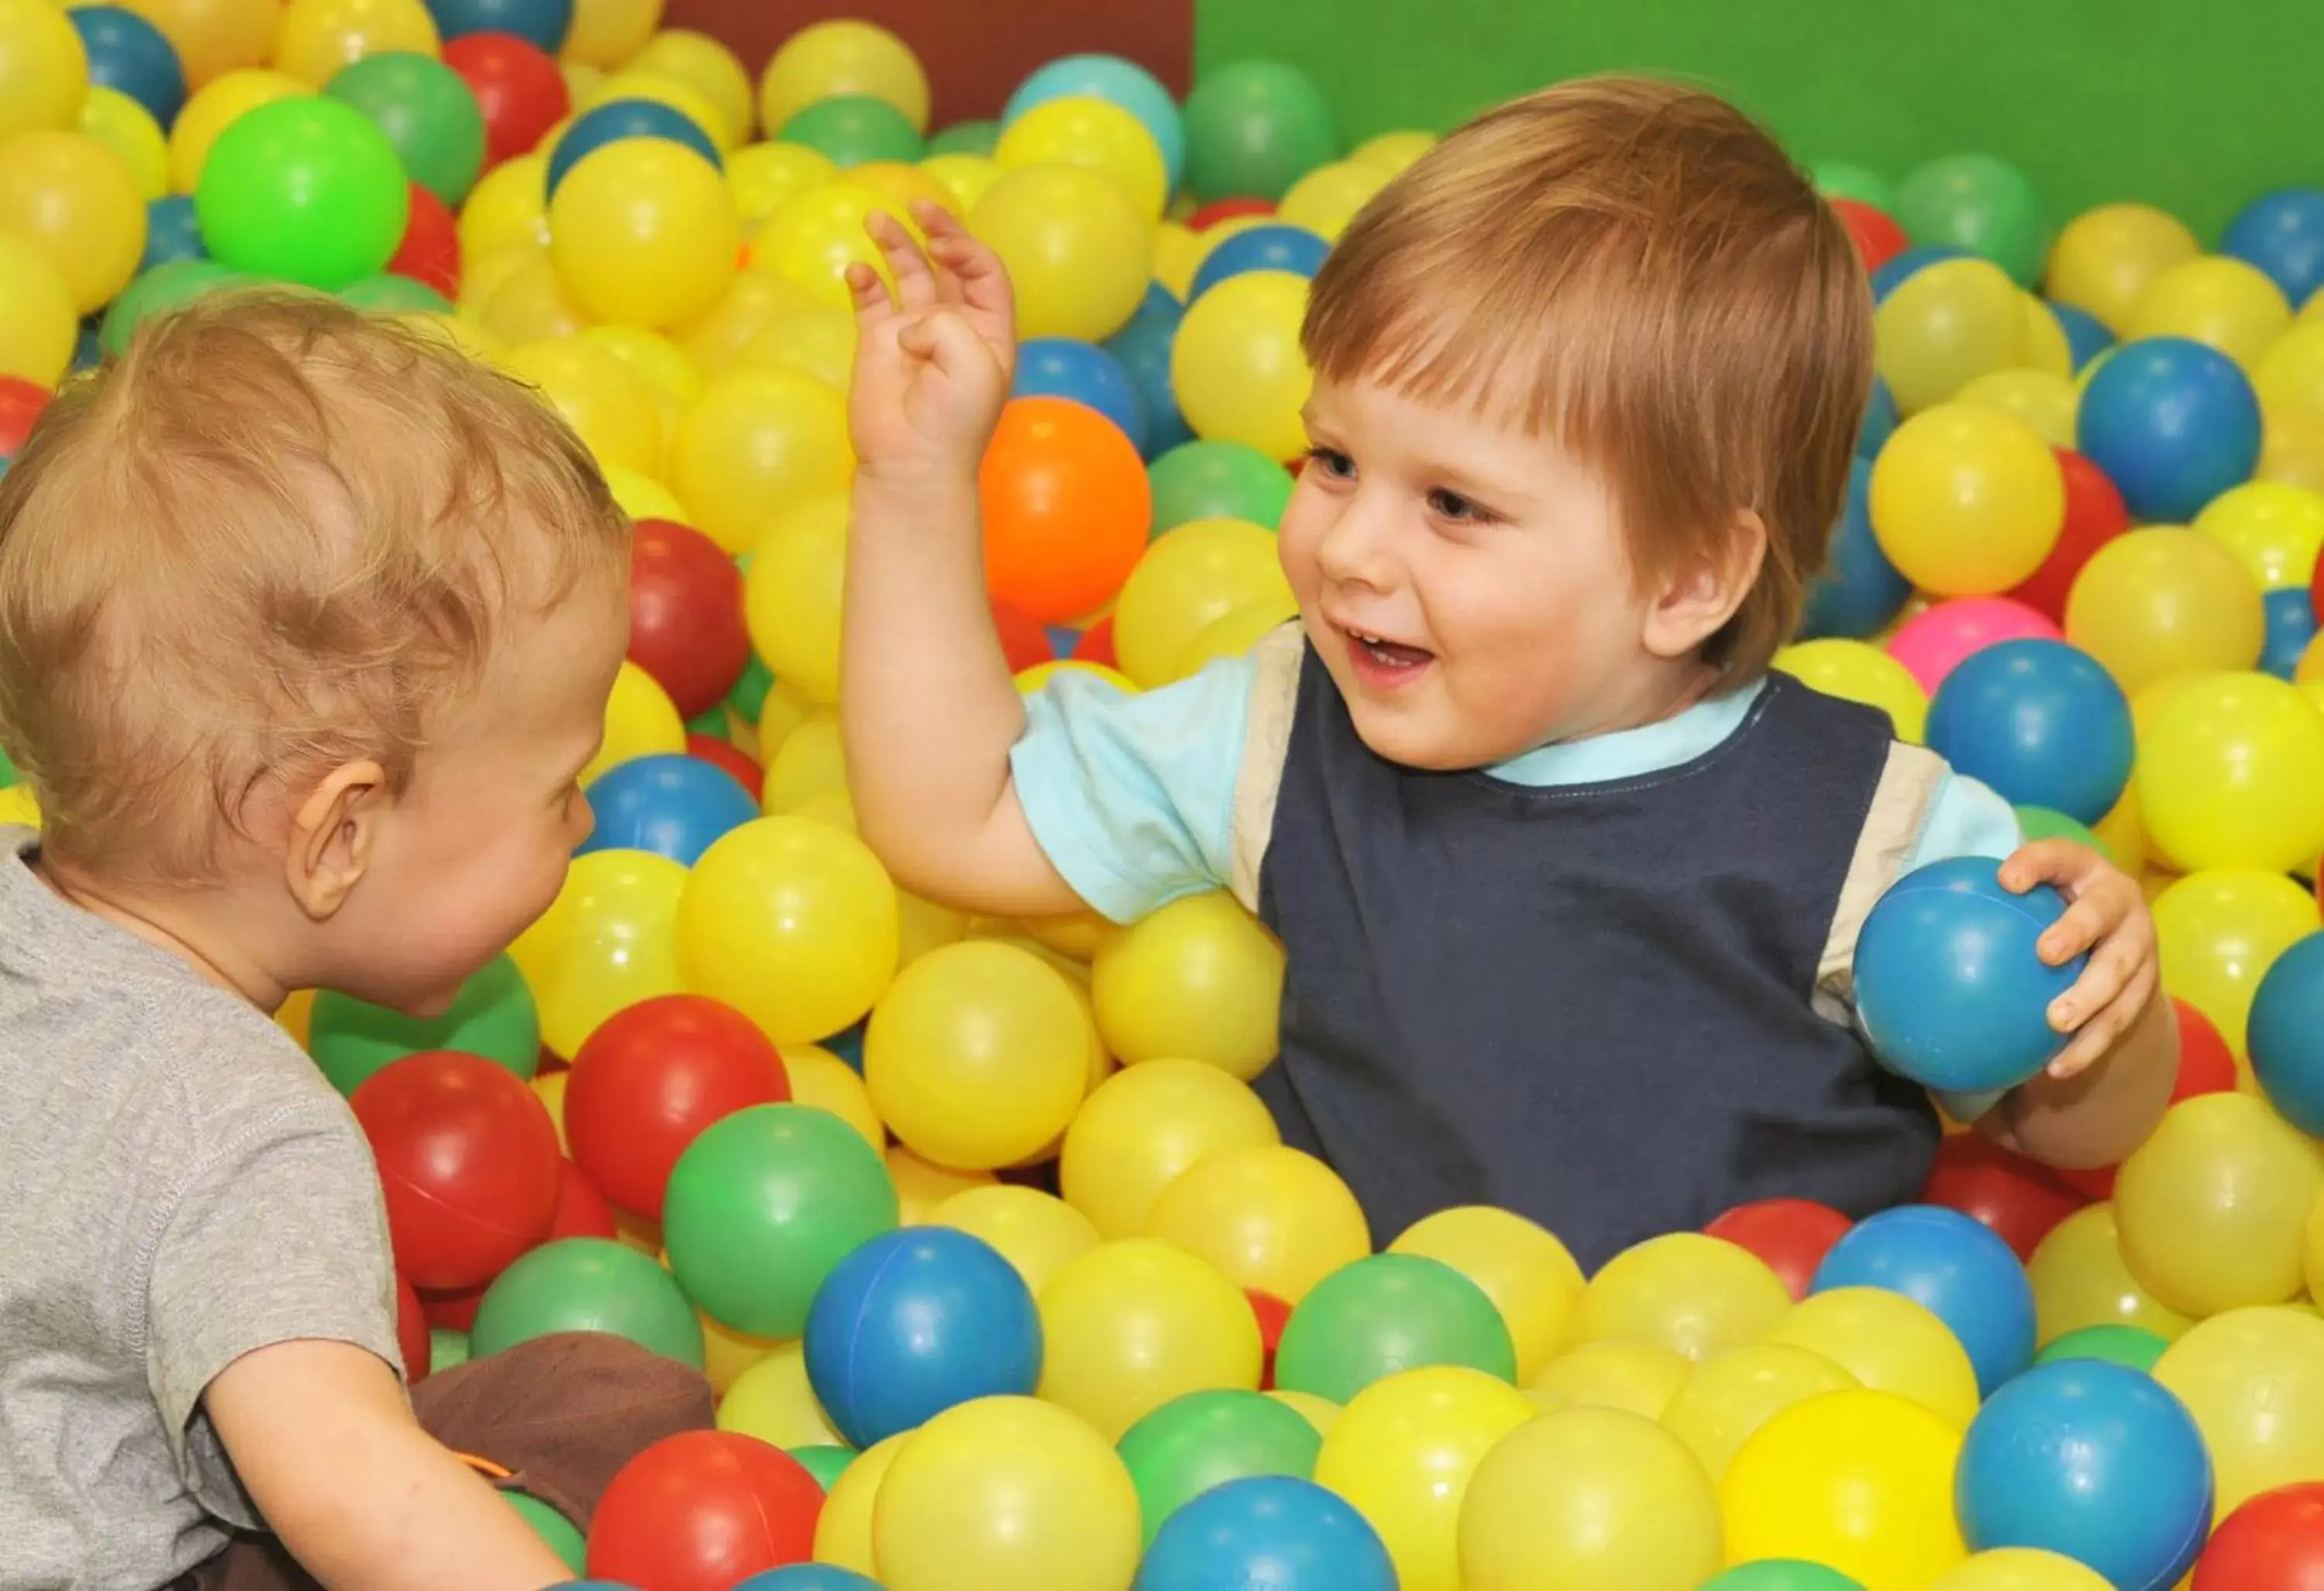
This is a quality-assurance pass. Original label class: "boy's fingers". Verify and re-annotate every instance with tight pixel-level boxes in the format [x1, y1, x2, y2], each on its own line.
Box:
[1999, 837, 2095, 894]
[866, 212, 940, 311]
[844, 260, 895, 320]
[2049, 938, 2146, 1031]
[2037, 897, 2113, 965]
[2044, 970, 2154, 1078]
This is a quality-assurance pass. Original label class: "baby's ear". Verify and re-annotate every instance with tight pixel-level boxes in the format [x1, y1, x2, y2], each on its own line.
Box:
[1643, 507, 1766, 659]
[285, 760, 388, 920]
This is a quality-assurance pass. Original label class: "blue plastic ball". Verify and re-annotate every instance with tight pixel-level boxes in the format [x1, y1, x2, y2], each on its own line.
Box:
[823, 1019, 865, 1072]
[2222, 189, 2324, 311]
[544, 1582, 641, 1590]
[68, 5, 185, 127]
[1855, 375, 1899, 459]
[424, 0, 572, 53]
[1134, 1476, 1397, 1591]
[1189, 224, 1331, 301]
[2262, 586, 2319, 679]
[575, 753, 759, 866]
[1870, 243, 1971, 304]
[1925, 638, 2133, 823]
[2047, 301, 2116, 372]
[1005, 53, 1186, 192]
[1803, 457, 1911, 640]
[141, 195, 206, 274]
[1811, 1204, 2036, 1395]
[803, 1227, 1042, 1450]
[1854, 855, 2085, 1093]
[1957, 1360, 2213, 1591]
[2250, 932, 2324, 1136]
[1012, 337, 1147, 454]
[730, 1569, 882, 1591]
[2076, 337, 2263, 524]
[545, 100, 721, 198]
[1105, 282, 1191, 459]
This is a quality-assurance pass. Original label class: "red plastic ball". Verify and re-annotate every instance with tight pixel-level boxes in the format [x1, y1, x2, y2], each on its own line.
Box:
[685, 734, 761, 800]
[564, 995, 789, 1221]
[629, 518, 751, 719]
[2195, 1481, 2324, 1591]
[2056, 997, 2240, 1199]
[1703, 1198, 1854, 1300]
[442, 31, 569, 170]
[1831, 198, 1909, 273]
[1071, 615, 1118, 669]
[396, 1273, 433, 1380]
[0, 376, 52, 459]
[979, 397, 1151, 624]
[587, 1431, 823, 1591]
[421, 1281, 486, 1331]
[2006, 448, 2130, 624]
[388, 182, 460, 300]
[352, 1050, 562, 1290]
[1246, 1288, 1291, 1390]
[2313, 538, 2323, 627]
[548, 1156, 617, 1242]
[992, 599, 1055, 673]
[1188, 197, 1276, 231]
[1919, 1131, 2089, 1260]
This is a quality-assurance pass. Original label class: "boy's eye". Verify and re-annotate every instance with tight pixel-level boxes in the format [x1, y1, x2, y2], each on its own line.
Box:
[1428, 487, 1488, 523]
[1305, 446, 1356, 480]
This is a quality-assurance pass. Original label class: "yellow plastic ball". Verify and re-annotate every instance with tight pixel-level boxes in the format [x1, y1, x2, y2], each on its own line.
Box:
[1312, 1366, 1537, 1591]
[1930, 1550, 2116, 1591]
[1873, 256, 2027, 414]
[1036, 1239, 1263, 1441]
[872, 1396, 1139, 1591]
[2027, 1203, 2193, 1345]
[1060, 1058, 1281, 1239]
[576, 70, 733, 152]
[2196, 479, 2324, 589]
[120, 0, 274, 88]
[1016, 659, 1140, 696]
[929, 1184, 1098, 1297]
[0, 0, 87, 140]
[2154, 1304, 2324, 1514]
[1170, 597, 1298, 683]
[1112, 517, 1294, 688]
[166, 66, 300, 194]
[2128, 255, 2295, 372]
[599, 465, 682, 524]
[465, 176, 552, 287]
[885, 1143, 992, 1223]
[1090, 891, 1284, 1079]
[812, 1429, 906, 1575]
[1143, 1144, 1370, 1304]
[77, 86, 167, 201]
[920, 151, 999, 215]
[476, 251, 585, 343]
[995, 95, 1168, 219]
[1529, 1341, 1693, 1419]
[1719, 1389, 1968, 1591]
[724, 139, 834, 226]
[749, 178, 916, 310]
[559, 0, 658, 70]
[2018, 294, 2075, 378]
[866, 940, 1090, 1171]
[758, 19, 927, 136]
[715, 1338, 842, 1447]
[1772, 637, 1930, 743]
[967, 163, 1152, 342]
[2066, 526, 2267, 696]
[0, 231, 77, 387]
[2265, 410, 2324, 496]
[734, 302, 857, 393]
[628, 28, 754, 146]
[741, 488, 847, 699]
[1278, 159, 1387, 242]
[1956, 367, 2078, 449]
[2046, 204, 2202, 335]
[2116, 1092, 2324, 1318]
[2137, 671, 2324, 874]
[502, 336, 662, 476]
[1352, 129, 1435, 174]
[582, 322, 701, 404]
[1458, 1407, 1722, 1591]
[1268, 1387, 1339, 1433]
[671, 366, 852, 553]
[2153, 868, 2320, 1057]
[1659, 1342, 1861, 1483]
[2259, 320, 2324, 428]
[507, 847, 686, 1059]
[696, 1311, 779, 1397]
[1171, 268, 1313, 462]
[1869, 403, 2064, 595]
[272, 0, 437, 88]
[1151, 219, 1203, 301]
[676, 816, 899, 1046]
[548, 140, 738, 330]
[845, 159, 954, 222]
[1566, 1232, 1794, 1364]
[582, 660, 684, 787]
[0, 785, 40, 830]
[782, 1043, 884, 1150]
[680, 267, 818, 373]
[1762, 1287, 1982, 1429]
[1388, 1207, 1584, 1384]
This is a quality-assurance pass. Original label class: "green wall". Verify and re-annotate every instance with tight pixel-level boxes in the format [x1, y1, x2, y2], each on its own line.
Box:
[1196, 0, 2316, 243]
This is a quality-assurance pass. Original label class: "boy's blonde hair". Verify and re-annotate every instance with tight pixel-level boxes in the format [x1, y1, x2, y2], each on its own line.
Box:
[0, 294, 629, 885]
[1305, 75, 1872, 679]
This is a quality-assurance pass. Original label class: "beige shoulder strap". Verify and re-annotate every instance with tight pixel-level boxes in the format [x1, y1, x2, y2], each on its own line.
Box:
[1226, 624, 1306, 913]
[1813, 741, 1952, 1024]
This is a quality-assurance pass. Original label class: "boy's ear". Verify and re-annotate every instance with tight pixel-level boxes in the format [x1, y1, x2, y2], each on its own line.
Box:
[1644, 508, 1768, 660]
[286, 761, 388, 921]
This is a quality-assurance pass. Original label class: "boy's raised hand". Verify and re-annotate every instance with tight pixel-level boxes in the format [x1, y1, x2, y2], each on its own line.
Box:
[846, 201, 1016, 490]
[2000, 837, 2161, 1081]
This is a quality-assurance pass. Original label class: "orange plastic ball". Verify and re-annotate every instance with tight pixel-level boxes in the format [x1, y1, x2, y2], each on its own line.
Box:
[978, 395, 1150, 624]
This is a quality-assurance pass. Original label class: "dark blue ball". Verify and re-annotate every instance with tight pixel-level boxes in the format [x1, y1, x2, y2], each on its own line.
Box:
[803, 1228, 1042, 1450]
[2261, 586, 2318, 679]
[2222, 189, 2324, 311]
[1926, 638, 2133, 823]
[1855, 855, 2085, 1093]
[1812, 1204, 2036, 1395]
[2077, 337, 2262, 524]
[1136, 1476, 1397, 1591]
[1957, 1360, 2213, 1591]
[823, 1019, 865, 1071]
[730, 1569, 882, 1591]
[2047, 300, 2116, 372]
[2250, 932, 2324, 1136]
[69, 5, 186, 127]
[425, 0, 573, 53]
[1803, 457, 1911, 641]
[141, 196, 206, 274]
[546, 100, 721, 198]
[1105, 282, 1191, 459]
[575, 754, 759, 866]
[1871, 243, 1971, 304]
[1855, 374, 1899, 459]
[1012, 337, 1147, 454]
[1189, 224, 1331, 301]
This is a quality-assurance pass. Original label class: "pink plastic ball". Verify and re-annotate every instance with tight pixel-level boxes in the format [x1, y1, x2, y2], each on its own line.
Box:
[1885, 596, 2063, 696]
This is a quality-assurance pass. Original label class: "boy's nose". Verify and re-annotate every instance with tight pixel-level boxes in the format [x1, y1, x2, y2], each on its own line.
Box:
[1314, 496, 1398, 591]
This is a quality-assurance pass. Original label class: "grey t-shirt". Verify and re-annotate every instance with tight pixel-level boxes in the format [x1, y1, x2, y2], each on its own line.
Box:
[0, 828, 402, 1591]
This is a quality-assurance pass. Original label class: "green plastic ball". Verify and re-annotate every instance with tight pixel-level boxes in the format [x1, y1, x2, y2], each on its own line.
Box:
[339, 273, 453, 314]
[2015, 804, 2113, 866]
[325, 51, 486, 205]
[925, 119, 999, 158]
[2033, 1322, 2171, 1374]
[1272, 1253, 1516, 1404]
[662, 1103, 899, 1339]
[428, 1326, 470, 1373]
[1147, 439, 1294, 534]
[725, 652, 774, 724]
[1812, 162, 1895, 212]
[1700, 1565, 1867, 1591]
[1896, 153, 2047, 287]
[780, 94, 924, 169]
[194, 95, 409, 290]
[0, 741, 16, 789]
[503, 1493, 585, 1572]
[1182, 60, 1339, 204]
[470, 1238, 705, 1369]
[685, 703, 732, 742]
[1116, 1389, 1321, 1545]
[788, 1442, 857, 1493]
[308, 953, 539, 1095]
[100, 259, 256, 356]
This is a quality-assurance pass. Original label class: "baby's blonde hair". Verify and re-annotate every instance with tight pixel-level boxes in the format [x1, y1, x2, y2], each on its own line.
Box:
[0, 293, 630, 885]
[1305, 75, 1873, 679]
